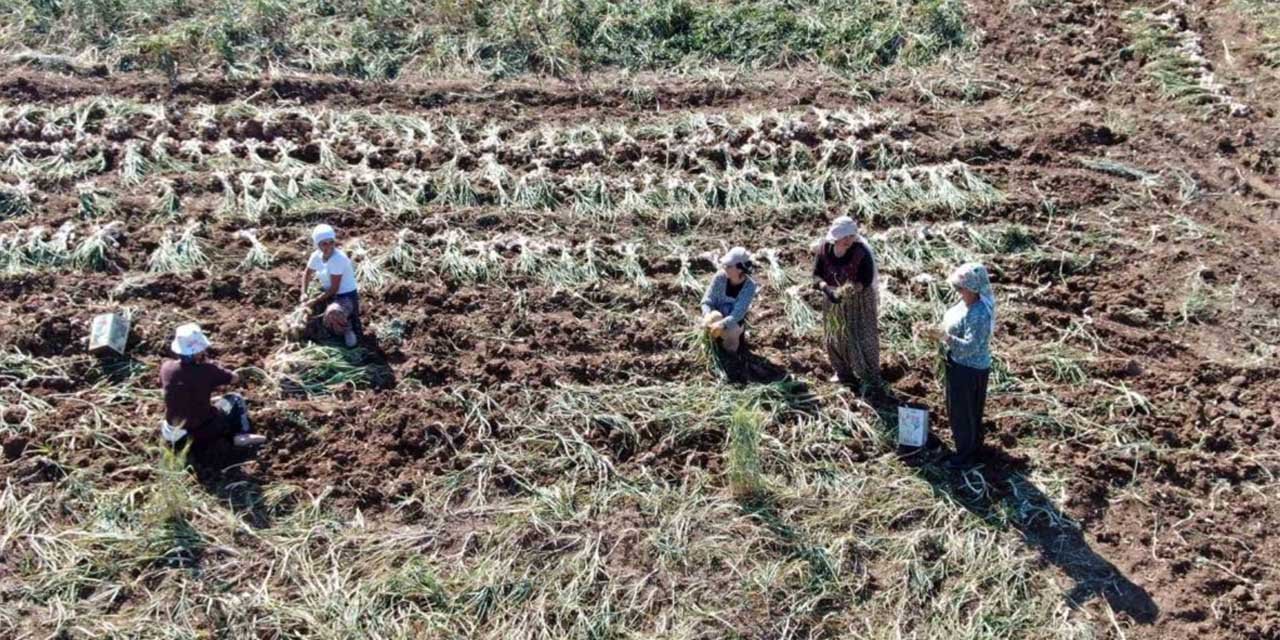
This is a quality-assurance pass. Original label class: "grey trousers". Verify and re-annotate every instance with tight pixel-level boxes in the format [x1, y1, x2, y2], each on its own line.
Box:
[945, 358, 989, 461]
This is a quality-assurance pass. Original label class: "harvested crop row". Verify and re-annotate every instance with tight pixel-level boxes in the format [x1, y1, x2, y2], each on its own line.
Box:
[2, 157, 1002, 232]
[0, 106, 920, 183]
[0, 101, 898, 150]
[1123, 2, 1250, 116]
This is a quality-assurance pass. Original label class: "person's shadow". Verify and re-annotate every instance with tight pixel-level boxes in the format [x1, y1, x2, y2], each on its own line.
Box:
[188, 443, 291, 530]
[715, 341, 792, 385]
[869, 400, 1159, 624]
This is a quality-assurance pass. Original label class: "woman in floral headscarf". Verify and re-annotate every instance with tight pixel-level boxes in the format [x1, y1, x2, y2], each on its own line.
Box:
[934, 262, 996, 469]
[811, 215, 881, 389]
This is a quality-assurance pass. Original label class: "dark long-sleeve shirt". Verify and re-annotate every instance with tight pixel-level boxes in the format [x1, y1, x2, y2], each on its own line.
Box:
[160, 359, 234, 439]
[812, 241, 874, 289]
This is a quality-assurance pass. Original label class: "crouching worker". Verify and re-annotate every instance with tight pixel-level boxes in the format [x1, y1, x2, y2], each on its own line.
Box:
[300, 223, 362, 348]
[700, 246, 758, 355]
[159, 323, 266, 450]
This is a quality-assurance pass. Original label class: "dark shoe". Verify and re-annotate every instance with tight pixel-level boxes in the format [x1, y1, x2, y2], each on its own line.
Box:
[924, 433, 944, 451]
[944, 455, 973, 470]
[718, 350, 749, 384]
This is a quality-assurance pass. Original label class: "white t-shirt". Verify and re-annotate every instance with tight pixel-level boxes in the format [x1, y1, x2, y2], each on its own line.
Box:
[308, 249, 358, 295]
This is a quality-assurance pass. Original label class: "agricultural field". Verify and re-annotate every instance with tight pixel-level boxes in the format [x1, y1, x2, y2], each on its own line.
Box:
[0, 0, 1277, 638]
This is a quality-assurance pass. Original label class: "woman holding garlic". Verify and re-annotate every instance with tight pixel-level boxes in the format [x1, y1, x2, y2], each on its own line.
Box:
[928, 262, 996, 469]
[700, 246, 758, 355]
[812, 215, 882, 390]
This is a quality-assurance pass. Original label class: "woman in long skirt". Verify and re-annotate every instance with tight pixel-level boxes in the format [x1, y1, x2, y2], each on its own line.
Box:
[811, 215, 881, 389]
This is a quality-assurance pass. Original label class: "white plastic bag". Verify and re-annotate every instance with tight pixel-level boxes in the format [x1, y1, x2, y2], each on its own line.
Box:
[159, 420, 187, 444]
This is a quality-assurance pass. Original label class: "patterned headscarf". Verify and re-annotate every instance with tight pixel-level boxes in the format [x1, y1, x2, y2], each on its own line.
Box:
[947, 262, 996, 335]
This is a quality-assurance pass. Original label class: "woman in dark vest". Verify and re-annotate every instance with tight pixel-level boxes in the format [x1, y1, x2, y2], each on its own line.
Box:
[811, 215, 881, 389]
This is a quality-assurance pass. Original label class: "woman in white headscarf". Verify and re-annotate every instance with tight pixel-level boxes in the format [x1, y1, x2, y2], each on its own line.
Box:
[299, 223, 361, 347]
[811, 215, 881, 389]
[933, 262, 996, 469]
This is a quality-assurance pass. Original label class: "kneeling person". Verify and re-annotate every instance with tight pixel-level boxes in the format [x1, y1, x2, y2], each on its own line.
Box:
[700, 246, 757, 354]
[160, 323, 266, 450]
[300, 223, 361, 348]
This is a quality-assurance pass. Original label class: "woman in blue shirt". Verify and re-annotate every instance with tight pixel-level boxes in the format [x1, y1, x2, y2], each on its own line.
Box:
[700, 246, 758, 355]
[935, 262, 996, 469]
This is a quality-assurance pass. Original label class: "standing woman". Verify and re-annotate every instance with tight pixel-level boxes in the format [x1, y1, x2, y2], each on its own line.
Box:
[811, 215, 881, 388]
[937, 262, 996, 469]
[300, 223, 361, 348]
[700, 246, 758, 355]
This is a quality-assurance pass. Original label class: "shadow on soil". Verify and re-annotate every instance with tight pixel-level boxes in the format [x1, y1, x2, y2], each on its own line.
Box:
[869, 399, 1159, 624]
[718, 343, 792, 385]
[189, 442, 291, 530]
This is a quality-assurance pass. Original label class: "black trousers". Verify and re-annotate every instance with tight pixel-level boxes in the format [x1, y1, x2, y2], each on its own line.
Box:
[945, 358, 989, 461]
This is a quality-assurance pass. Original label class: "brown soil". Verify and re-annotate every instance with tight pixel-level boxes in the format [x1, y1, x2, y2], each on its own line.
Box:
[1, 0, 1279, 637]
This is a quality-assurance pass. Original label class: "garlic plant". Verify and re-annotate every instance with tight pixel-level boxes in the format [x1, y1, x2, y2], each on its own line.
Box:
[436, 229, 494, 283]
[0, 182, 33, 218]
[120, 141, 150, 186]
[148, 223, 208, 274]
[73, 222, 124, 271]
[617, 242, 650, 288]
[382, 228, 421, 275]
[347, 239, 387, 291]
[675, 253, 702, 293]
[152, 179, 181, 219]
[236, 229, 274, 270]
[783, 284, 820, 336]
[76, 182, 116, 218]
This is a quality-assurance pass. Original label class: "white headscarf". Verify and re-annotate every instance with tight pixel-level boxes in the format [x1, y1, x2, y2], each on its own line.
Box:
[947, 262, 996, 336]
[816, 215, 878, 288]
[311, 223, 336, 247]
